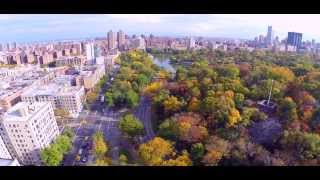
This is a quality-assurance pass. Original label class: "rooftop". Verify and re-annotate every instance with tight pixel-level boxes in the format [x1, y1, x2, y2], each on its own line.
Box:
[21, 83, 83, 97]
[3, 101, 48, 122]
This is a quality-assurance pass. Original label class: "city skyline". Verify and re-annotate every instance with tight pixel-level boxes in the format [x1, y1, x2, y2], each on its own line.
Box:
[1, 14, 320, 43]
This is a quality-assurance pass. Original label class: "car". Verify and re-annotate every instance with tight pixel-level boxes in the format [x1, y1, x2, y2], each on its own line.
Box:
[81, 156, 88, 163]
[78, 148, 83, 155]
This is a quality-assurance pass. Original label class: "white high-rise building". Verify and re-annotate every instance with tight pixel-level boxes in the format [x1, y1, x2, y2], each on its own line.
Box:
[132, 37, 146, 50]
[0, 135, 11, 159]
[0, 102, 59, 165]
[86, 42, 95, 61]
[187, 37, 195, 49]
[21, 84, 85, 118]
[108, 30, 116, 50]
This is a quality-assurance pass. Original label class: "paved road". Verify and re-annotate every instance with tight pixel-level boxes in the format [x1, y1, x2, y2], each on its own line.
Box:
[62, 65, 124, 166]
[135, 96, 155, 143]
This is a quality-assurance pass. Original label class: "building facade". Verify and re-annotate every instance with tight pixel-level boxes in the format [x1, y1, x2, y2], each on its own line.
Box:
[108, 30, 116, 50]
[0, 102, 59, 165]
[0, 135, 11, 159]
[117, 30, 125, 50]
[287, 32, 303, 49]
[21, 85, 85, 118]
[85, 43, 95, 61]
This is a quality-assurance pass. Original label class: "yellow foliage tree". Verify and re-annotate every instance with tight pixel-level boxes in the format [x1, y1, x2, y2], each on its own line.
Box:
[227, 108, 241, 127]
[162, 150, 192, 166]
[202, 150, 223, 166]
[177, 121, 192, 138]
[93, 132, 108, 158]
[144, 82, 162, 95]
[163, 96, 183, 112]
[138, 137, 174, 166]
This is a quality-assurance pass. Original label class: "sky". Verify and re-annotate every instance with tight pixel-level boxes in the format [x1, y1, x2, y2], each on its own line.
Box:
[1, 14, 320, 43]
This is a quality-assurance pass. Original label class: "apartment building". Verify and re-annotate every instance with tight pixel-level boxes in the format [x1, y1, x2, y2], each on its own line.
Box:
[21, 84, 85, 118]
[0, 135, 11, 159]
[0, 102, 59, 165]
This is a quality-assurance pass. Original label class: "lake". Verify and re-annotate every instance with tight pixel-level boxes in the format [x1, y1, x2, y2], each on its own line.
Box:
[150, 54, 176, 73]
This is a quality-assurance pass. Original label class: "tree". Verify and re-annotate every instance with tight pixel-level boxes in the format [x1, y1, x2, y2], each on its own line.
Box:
[119, 114, 144, 138]
[187, 97, 201, 112]
[144, 82, 162, 95]
[105, 92, 114, 107]
[55, 135, 72, 153]
[202, 150, 223, 166]
[62, 127, 75, 139]
[191, 143, 205, 163]
[125, 89, 139, 108]
[93, 131, 108, 158]
[234, 93, 245, 109]
[94, 156, 112, 166]
[216, 65, 240, 79]
[135, 74, 149, 89]
[86, 91, 98, 104]
[40, 135, 72, 166]
[311, 109, 320, 132]
[163, 96, 183, 113]
[162, 150, 192, 166]
[278, 97, 298, 123]
[241, 107, 267, 126]
[227, 108, 241, 128]
[152, 89, 169, 107]
[281, 130, 320, 160]
[40, 144, 63, 166]
[202, 91, 239, 127]
[138, 137, 175, 166]
[158, 118, 179, 140]
[119, 154, 128, 166]
[54, 108, 70, 118]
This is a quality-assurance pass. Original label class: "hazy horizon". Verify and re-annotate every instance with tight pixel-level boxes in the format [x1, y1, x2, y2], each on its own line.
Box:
[1, 14, 320, 43]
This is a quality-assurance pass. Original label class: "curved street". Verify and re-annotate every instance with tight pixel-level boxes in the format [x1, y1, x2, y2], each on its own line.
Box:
[134, 96, 155, 143]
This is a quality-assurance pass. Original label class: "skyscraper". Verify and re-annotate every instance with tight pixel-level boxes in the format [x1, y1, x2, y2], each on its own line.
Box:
[11, 42, 17, 49]
[108, 30, 116, 50]
[287, 32, 303, 49]
[117, 30, 125, 49]
[187, 37, 195, 49]
[86, 42, 95, 61]
[266, 26, 273, 45]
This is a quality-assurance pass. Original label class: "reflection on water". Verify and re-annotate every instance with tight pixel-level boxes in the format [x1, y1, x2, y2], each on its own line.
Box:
[151, 54, 176, 73]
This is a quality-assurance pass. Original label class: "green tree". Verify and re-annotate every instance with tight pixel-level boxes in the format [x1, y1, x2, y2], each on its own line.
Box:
[191, 143, 205, 164]
[105, 92, 114, 107]
[241, 107, 267, 126]
[119, 114, 145, 138]
[55, 135, 72, 153]
[234, 93, 245, 109]
[281, 131, 320, 160]
[119, 154, 128, 166]
[158, 118, 179, 140]
[278, 97, 298, 122]
[125, 89, 139, 108]
[40, 144, 63, 166]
